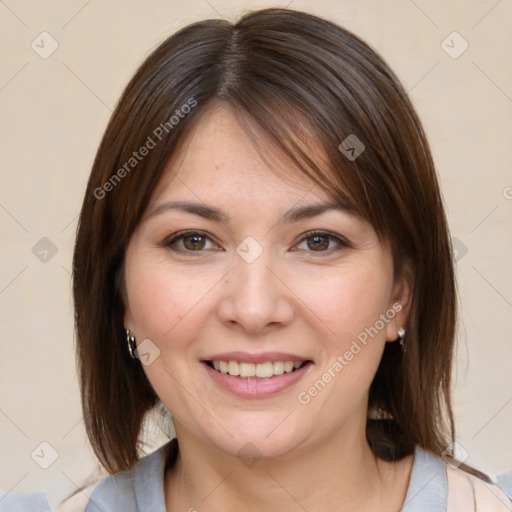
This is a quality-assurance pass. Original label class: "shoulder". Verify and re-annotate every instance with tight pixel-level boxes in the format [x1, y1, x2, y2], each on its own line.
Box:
[85, 467, 137, 512]
[85, 438, 177, 512]
[497, 470, 512, 501]
[0, 490, 51, 512]
[402, 445, 448, 510]
[402, 446, 512, 512]
[446, 464, 512, 512]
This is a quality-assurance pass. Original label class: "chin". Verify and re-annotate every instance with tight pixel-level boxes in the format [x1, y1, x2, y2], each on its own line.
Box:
[199, 412, 310, 462]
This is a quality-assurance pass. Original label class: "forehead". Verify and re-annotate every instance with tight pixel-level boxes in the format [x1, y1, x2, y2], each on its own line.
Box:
[148, 103, 332, 207]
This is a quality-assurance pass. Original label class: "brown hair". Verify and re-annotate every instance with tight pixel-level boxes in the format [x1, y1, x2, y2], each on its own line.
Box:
[73, 8, 458, 474]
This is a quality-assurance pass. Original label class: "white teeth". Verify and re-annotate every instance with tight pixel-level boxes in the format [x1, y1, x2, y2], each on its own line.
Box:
[210, 360, 305, 378]
[273, 361, 284, 375]
[283, 361, 294, 373]
[228, 360, 240, 376]
[239, 362, 256, 377]
[255, 361, 273, 378]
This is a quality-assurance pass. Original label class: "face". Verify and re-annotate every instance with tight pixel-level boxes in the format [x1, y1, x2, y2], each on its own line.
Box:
[124, 104, 411, 461]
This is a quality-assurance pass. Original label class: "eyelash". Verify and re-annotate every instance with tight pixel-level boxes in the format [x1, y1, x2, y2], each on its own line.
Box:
[163, 229, 352, 256]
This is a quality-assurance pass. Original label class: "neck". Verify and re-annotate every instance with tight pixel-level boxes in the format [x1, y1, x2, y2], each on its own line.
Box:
[164, 421, 413, 512]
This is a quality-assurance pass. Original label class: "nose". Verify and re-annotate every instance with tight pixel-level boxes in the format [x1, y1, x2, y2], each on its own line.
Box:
[217, 249, 295, 335]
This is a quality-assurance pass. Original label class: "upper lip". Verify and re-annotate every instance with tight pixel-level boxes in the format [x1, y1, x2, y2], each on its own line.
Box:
[202, 352, 310, 364]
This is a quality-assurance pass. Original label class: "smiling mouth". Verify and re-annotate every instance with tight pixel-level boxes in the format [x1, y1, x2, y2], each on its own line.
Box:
[204, 360, 311, 379]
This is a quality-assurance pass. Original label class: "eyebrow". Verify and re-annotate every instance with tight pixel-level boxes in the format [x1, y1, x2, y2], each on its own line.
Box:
[146, 200, 355, 224]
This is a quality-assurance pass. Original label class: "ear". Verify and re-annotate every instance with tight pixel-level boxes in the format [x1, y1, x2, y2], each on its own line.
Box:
[385, 261, 414, 342]
[124, 308, 134, 333]
[117, 260, 134, 332]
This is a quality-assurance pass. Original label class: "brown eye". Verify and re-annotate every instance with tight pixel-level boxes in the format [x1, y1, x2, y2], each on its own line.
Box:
[164, 231, 217, 252]
[307, 234, 330, 251]
[295, 231, 352, 254]
[183, 234, 207, 250]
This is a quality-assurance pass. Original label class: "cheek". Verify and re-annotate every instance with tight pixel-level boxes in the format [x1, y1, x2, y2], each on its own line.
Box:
[295, 262, 393, 347]
[124, 260, 216, 413]
[126, 258, 215, 341]
[294, 271, 391, 417]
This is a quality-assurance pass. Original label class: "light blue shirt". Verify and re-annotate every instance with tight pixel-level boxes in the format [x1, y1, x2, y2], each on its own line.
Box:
[1, 439, 511, 511]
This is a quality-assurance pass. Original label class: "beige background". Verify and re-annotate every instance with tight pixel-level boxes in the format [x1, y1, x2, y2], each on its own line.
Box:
[1, 0, 511, 506]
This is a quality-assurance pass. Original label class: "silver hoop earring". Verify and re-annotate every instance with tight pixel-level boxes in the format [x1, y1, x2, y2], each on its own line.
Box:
[126, 329, 137, 359]
[397, 326, 406, 352]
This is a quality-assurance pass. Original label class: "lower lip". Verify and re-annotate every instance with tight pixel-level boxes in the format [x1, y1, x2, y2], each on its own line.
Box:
[202, 361, 313, 398]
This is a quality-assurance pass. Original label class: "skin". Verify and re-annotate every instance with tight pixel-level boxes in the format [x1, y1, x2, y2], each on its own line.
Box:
[124, 103, 414, 512]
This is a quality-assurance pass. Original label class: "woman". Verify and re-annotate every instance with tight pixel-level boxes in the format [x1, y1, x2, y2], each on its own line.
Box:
[2, 7, 510, 512]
